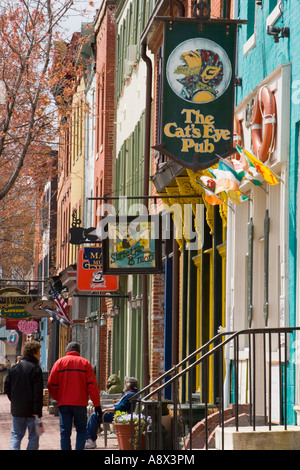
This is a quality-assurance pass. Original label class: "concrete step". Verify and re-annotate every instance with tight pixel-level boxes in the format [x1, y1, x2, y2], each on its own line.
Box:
[215, 425, 300, 450]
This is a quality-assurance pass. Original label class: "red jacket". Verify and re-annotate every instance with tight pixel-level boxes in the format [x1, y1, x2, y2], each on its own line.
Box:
[47, 351, 100, 407]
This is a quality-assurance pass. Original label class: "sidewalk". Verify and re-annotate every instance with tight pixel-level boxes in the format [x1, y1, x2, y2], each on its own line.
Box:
[0, 394, 119, 451]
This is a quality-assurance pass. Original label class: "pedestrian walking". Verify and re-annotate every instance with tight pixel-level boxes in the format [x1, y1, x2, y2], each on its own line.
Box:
[47, 341, 102, 450]
[4, 340, 43, 450]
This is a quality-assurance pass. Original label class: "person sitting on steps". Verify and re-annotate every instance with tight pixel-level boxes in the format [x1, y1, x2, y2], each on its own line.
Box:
[85, 376, 139, 449]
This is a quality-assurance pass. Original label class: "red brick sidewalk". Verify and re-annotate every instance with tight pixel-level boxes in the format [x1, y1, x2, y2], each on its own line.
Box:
[0, 394, 118, 451]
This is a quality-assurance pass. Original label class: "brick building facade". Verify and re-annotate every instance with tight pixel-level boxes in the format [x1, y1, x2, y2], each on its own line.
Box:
[93, 0, 116, 391]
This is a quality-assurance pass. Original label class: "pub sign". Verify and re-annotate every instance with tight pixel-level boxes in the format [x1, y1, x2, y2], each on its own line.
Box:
[155, 21, 237, 171]
[102, 216, 162, 274]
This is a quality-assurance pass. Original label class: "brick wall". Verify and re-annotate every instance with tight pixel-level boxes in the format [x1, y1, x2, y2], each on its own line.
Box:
[184, 404, 250, 449]
[150, 273, 166, 382]
[94, 1, 116, 390]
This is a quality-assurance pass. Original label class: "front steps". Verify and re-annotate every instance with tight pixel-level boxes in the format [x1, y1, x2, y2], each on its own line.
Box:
[215, 425, 300, 450]
[184, 404, 300, 450]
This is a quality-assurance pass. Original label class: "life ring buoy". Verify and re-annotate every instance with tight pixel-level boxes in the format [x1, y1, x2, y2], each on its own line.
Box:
[233, 114, 243, 159]
[251, 86, 276, 162]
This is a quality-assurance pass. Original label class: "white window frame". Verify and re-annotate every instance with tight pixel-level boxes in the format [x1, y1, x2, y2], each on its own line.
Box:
[243, 2, 258, 56]
[266, 2, 283, 29]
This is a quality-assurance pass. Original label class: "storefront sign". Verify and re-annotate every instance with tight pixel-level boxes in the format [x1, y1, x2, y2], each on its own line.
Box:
[6, 330, 19, 345]
[0, 288, 32, 319]
[18, 319, 39, 335]
[77, 248, 119, 291]
[25, 300, 57, 318]
[1, 305, 30, 319]
[5, 319, 20, 330]
[154, 22, 236, 171]
[102, 216, 162, 274]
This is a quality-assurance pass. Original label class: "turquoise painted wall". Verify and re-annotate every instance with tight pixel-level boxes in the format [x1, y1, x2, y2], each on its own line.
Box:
[236, 0, 299, 424]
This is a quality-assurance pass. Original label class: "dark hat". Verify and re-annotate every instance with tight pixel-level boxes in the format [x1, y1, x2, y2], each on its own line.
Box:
[66, 342, 80, 353]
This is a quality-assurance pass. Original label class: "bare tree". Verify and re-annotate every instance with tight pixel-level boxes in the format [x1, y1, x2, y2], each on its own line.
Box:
[0, 0, 85, 200]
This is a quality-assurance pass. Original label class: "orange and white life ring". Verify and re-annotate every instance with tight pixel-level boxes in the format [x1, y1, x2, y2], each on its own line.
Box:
[233, 114, 243, 159]
[251, 86, 276, 162]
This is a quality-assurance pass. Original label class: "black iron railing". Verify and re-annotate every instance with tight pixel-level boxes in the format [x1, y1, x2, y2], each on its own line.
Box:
[130, 326, 300, 450]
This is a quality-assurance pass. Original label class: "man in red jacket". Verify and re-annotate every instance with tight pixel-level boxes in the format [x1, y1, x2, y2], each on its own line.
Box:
[47, 342, 101, 450]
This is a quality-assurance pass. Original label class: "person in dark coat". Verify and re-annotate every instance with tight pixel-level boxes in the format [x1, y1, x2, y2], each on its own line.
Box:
[4, 340, 43, 450]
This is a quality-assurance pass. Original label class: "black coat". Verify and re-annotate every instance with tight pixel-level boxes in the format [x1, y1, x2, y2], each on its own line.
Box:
[4, 355, 43, 418]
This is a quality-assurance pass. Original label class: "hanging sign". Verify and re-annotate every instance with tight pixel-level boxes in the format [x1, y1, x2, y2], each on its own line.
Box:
[77, 248, 119, 291]
[5, 319, 21, 330]
[1, 305, 30, 319]
[102, 216, 162, 274]
[154, 21, 237, 171]
[18, 319, 39, 335]
[7, 331, 19, 345]
[25, 300, 57, 318]
[0, 287, 32, 319]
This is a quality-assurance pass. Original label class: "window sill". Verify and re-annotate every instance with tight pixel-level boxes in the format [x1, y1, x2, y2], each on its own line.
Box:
[243, 32, 257, 56]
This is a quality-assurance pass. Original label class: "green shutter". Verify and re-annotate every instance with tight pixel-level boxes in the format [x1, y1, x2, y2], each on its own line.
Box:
[247, 218, 253, 327]
[129, 2, 134, 45]
[133, 0, 138, 45]
[264, 210, 270, 326]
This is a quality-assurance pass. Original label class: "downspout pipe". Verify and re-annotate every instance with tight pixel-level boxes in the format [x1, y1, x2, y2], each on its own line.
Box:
[141, 43, 152, 387]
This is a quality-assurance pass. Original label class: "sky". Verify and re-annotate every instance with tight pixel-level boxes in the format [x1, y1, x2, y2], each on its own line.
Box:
[60, 0, 96, 39]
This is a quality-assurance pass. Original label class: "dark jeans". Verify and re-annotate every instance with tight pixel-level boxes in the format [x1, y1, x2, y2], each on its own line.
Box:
[59, 405, 87, 450]
[86, 411, 114, 442]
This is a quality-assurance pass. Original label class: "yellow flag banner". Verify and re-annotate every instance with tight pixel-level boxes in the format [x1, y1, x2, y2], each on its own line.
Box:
[236, 145, 279, 186]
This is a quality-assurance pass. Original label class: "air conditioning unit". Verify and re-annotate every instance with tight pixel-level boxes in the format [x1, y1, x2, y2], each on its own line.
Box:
[127, 44, 137, 64]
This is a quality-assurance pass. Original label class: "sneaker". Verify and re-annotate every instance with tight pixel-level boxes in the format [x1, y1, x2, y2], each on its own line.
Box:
[85, 439, 97, 449]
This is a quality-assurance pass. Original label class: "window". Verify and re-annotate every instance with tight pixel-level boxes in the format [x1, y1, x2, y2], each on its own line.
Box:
[246, 1, 255, 40]
[266, 0, 283, 28]
[243, 0, 257, 55]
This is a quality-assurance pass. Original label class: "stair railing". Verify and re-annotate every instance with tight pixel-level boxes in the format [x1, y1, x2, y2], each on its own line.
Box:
[129, 326, 300, 450]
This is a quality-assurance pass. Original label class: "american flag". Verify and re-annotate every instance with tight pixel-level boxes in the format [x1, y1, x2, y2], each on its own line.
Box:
[50, 284, 70, 322]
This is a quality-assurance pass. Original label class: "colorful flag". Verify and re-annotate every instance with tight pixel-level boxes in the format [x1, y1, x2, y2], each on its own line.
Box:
[227, 190, 249, 205]
[50, 284, 70, 322]
[209, 161, 242, 194]
[45, 309, 70, 327]
[196, 176, 224, 205]
[235, 144, 279, 185]
[217, 156, 244, 180]
[231, 156, 262, 186]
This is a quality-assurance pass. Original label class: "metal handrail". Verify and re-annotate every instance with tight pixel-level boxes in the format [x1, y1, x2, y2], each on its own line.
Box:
[132, 330, 233, 401]
[132, 326, 300, 450]
[142, 327, 298, 400]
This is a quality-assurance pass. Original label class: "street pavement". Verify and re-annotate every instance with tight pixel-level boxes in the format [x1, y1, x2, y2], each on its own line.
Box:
[0, 394, 119, 451]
